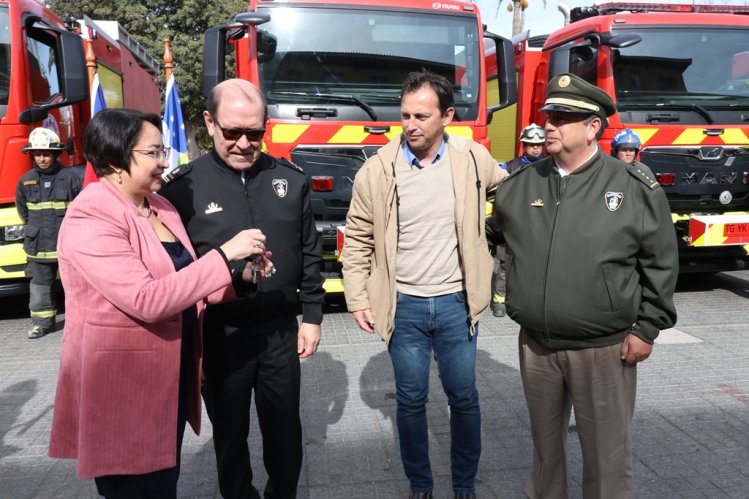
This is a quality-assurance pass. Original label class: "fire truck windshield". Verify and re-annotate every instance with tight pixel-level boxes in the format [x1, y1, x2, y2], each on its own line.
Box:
[0, 6, 9, 119]
[612, 27, 749, 117]
[256, 5, 481, 122]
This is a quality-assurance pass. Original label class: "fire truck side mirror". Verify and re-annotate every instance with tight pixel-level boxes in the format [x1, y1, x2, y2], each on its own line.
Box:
[202, 13, 271, 98]
[19, 18, 87, 124]
[486, 34, 518, 116]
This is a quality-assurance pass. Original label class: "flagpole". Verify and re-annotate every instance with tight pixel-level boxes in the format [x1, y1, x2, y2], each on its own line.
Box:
[164, 38, 173, 82]
[85, 25, 97, 92]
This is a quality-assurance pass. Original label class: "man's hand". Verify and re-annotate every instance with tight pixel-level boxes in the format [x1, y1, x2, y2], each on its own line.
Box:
[240, 251, 274, 283]
[352, 309, 375, 333]
[297, 322, 321, 358]
[620, 333, 653, 364]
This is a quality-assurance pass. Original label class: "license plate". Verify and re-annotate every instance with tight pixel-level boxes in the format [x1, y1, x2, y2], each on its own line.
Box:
[723, 222, 749, 237]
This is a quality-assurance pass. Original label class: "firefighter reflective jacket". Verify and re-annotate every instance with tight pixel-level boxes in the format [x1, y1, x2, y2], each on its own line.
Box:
[16, 163, 82, 262]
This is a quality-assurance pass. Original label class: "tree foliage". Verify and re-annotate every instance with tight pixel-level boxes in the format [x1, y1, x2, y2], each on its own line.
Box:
[50, 0, 246, 144]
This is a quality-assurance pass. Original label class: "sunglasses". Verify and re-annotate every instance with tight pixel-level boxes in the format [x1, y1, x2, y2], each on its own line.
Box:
[211, 116, 265, 142]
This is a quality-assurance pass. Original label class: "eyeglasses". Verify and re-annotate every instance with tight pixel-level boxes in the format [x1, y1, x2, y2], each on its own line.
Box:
[211, 116, 265, 142]
[132, 147, 171, 163]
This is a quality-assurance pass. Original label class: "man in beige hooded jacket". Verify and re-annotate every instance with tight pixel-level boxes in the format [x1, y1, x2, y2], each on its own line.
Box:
[342, 72, 507, 499]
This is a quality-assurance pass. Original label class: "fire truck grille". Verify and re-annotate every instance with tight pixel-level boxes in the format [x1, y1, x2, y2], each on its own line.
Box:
[292, 146, 382, 222]
[640, 146, 749, 213]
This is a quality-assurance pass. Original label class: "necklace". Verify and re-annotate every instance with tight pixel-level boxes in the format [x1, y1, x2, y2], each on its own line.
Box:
[140, 199, 152, 218]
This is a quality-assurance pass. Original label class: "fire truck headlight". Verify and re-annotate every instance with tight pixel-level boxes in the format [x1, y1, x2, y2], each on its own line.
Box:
[2, 225, 25, 243]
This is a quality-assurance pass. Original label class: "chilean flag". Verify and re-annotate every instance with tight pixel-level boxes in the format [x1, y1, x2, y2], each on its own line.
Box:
[161, 74, 189, 177]
[83, 73, 107, 186]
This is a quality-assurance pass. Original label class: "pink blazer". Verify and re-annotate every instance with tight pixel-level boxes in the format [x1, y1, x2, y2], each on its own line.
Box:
[49, 179, 236, 478]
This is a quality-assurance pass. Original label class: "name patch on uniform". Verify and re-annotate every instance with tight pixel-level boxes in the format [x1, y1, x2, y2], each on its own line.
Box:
[272, 179, 288, 198]
[605, 192, 624, 212]
[23, 180, 37, 186]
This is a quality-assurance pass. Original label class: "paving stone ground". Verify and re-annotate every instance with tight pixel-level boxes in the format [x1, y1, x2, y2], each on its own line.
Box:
[0, 271, 747, 498]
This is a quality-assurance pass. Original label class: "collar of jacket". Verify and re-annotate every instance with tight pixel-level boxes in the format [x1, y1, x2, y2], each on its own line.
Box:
[207, 149, 273, 181]
[547, 148, 605, 178]
[376, 133, 474, 174]
[34, 162, 62, 176]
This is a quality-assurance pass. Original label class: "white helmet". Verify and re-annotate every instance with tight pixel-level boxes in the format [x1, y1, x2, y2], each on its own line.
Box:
[519, 123, 545, 144]
[22, 128, 65, 153]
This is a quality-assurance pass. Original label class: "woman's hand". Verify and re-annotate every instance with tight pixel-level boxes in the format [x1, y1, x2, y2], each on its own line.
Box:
[219, 229, 267, 262]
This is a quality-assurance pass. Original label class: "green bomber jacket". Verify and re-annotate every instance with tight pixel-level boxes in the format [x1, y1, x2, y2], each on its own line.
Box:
[494, 149, 678, 349]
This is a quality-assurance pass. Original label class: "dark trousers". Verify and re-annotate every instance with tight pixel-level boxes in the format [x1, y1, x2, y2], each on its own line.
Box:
[26, 260, 58, 328]
[202, 314, 302, 499]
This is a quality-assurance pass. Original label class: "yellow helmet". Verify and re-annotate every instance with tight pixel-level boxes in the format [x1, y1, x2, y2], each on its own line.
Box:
[22, 128, 65, 153]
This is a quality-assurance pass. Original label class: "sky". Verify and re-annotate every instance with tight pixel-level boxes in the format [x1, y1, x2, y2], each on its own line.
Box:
[472, 0, 744, 40]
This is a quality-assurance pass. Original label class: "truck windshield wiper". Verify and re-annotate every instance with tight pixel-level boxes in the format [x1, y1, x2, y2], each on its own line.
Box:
[268, 91, 378, 121]
[618, 102, 714, 124]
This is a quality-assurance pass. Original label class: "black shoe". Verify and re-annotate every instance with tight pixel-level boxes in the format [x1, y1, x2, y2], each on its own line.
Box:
[455, 492, 476, 499]
[27, 325, 50, 339]
[492, 303, 506, 317]
[408, 493, 433, 499]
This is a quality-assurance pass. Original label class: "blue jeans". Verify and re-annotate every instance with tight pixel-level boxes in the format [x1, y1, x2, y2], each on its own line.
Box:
[389, 291, 481, 493]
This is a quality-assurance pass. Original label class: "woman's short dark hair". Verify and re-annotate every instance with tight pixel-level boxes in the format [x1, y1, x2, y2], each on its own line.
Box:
[83, 108, 161, 177]
[401, 71, 455, 116]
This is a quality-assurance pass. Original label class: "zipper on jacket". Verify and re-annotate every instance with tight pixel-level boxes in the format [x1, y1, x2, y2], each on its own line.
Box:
[542, 175, 567, 341]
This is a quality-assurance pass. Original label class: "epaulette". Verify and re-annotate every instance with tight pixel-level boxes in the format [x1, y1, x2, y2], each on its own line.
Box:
[163, 163, 192, 184]
[506, 162, 531, 178]
[625, 162, 659, 190]
[277, 157, 304, 173]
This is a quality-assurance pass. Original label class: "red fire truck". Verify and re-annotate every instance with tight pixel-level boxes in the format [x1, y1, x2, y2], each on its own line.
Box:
[500, 2, 749, 272]
[0, 0, 160, 295]
[202, 0, 518, 292]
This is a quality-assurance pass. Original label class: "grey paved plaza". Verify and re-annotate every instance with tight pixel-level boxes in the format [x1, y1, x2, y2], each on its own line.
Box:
[0, 271, 747, 498]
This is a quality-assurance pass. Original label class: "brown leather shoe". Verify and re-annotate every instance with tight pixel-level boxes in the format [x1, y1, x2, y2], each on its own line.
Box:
[454, 492, 477, 499]
[408, 492, 432, 499]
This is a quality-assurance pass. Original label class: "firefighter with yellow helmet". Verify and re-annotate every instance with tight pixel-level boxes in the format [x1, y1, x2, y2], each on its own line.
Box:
[16, 127, 82, 338]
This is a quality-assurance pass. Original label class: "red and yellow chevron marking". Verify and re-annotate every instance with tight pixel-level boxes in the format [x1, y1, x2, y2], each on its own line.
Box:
[630, 127, 749, 147]
[688, 214, 749, 246]
[267, 123, 475, 147]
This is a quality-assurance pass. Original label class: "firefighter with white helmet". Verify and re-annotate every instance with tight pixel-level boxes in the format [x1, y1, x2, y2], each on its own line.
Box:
[486, 123, 547, 317]
[16, 127, 82, 338]
[503, 123, 546, 173]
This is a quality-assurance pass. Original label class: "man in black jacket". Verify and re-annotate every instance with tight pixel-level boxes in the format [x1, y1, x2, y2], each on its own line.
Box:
[160, 79, 324, 499]
[494, 73, 678, 499]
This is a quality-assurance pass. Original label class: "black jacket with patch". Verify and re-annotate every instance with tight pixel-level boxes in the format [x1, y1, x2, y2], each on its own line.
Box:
[160, 150, 324, 326]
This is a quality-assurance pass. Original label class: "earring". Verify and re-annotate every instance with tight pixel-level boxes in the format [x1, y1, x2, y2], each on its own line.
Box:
[116, 172, 122, 184]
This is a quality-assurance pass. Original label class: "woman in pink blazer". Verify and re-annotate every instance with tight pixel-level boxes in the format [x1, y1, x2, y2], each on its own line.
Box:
[48, 109, 272, 497]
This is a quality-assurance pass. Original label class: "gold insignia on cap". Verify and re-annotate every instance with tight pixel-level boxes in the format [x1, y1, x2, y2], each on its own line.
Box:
[531, 199, 544, 207]
[558, 75, 571, 88]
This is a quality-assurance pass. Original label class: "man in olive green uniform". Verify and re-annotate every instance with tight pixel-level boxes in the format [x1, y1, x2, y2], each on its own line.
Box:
[494, 74, 678, 499]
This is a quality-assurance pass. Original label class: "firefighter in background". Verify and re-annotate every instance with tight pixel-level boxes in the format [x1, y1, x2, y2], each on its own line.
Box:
[611, 128, 641, 165]
[487, 124, 545, 317]
[16, 128, 82, 339]
[611, 128, 655, 177]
